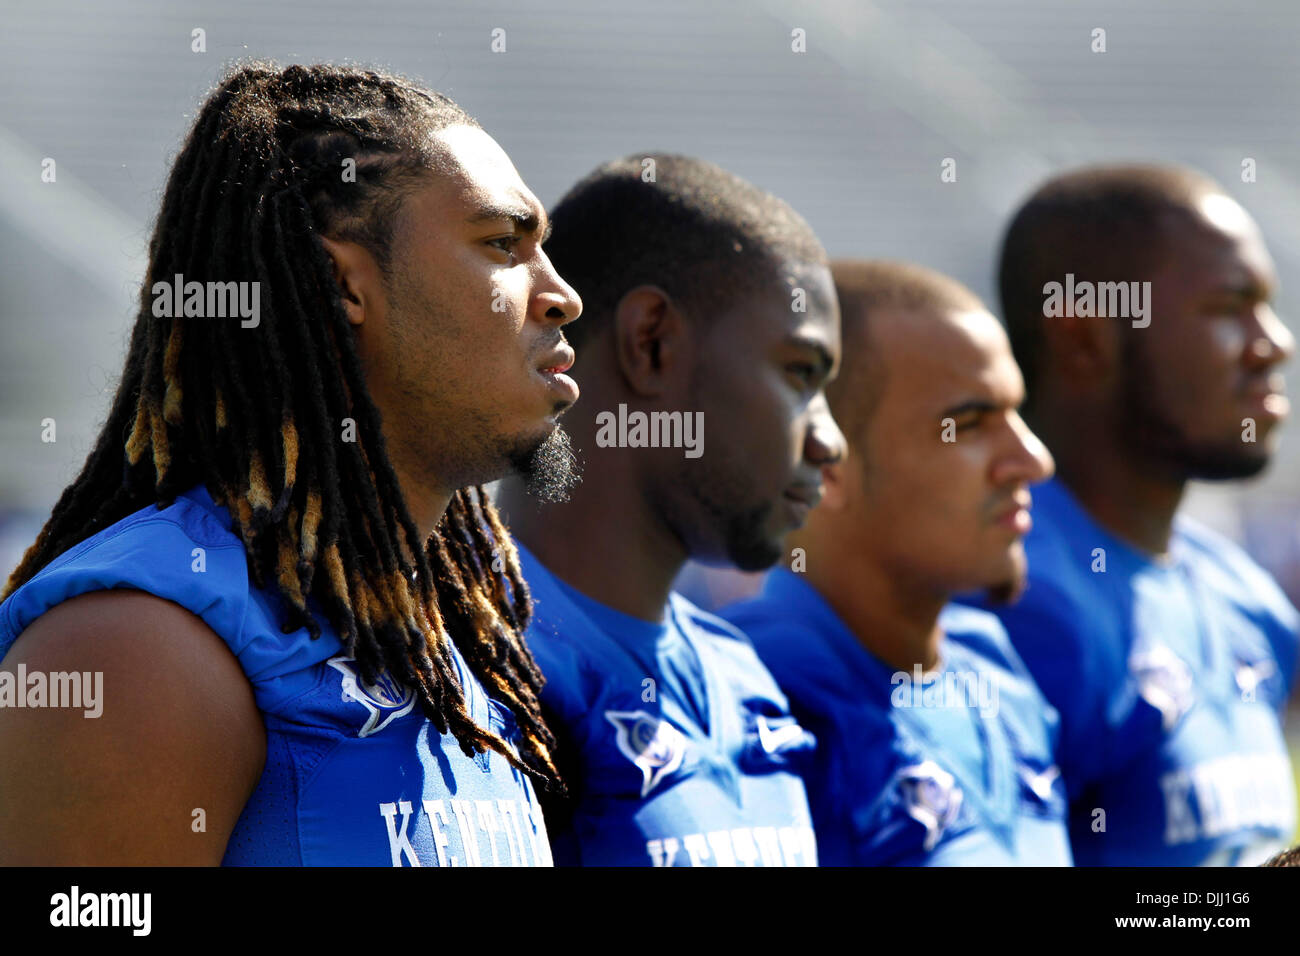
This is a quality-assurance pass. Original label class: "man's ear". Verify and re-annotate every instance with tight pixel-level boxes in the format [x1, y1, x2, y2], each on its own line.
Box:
[1046, 305, 1121, 385]
[318, 235, 386, 327]
[611, 285, 691, 398]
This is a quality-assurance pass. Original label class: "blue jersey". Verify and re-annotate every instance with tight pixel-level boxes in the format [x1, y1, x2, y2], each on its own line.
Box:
[0, 484, 552, 866]
[515, 541, 818, 866]
[724, 569, 1072, 866]
[960, 477, 1299, 866]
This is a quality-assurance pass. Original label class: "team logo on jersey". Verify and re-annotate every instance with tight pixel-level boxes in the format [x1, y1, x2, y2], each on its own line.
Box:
[740, 713, 816, 772]
[897, 760, 963, 852]
[1130, 645, 1194, 732]
[755, 714, 813, 754]
[1017, 763, 1062, 803]
[1234, 655, 1277, 703]
[605, 710, 687, 797]
[328, 656, 417, 737]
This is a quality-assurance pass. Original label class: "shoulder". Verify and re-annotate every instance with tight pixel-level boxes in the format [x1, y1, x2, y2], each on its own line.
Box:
[941, 602, 1057, 688]
[717, 590, 816, 665]
[527, 620, 605, 719]
[985, 567, 1121, 677]
[672, 592, 756, 648]
[0, 588, 265, 863]
[517, 568, 617, 723]
[940, 604, 1049, 699]
[938, 603, 1015, 663]
[719, 588, 827, 659]
[1177, 516, 1300, 689]
[0, 487, 343, 715]
[963, 578, 1121, 758]
[1178, 517, 1299, 628]
[1015, 484, 1135, 645]
[674, 592, 796, 694]
[719, 591, 857, 719]
[1, 489, 252, 664]
[941, 603, 1062, 744]
[4, 588, 259, 718]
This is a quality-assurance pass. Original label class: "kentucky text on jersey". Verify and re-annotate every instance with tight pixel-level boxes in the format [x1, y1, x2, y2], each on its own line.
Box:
[0, 485, 552, 866]
[514, 539, 817, 866]
[961, 477, 1299, 866]
[725, 569, 1073, 866]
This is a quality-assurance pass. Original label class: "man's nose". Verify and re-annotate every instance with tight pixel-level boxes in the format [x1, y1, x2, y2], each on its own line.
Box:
[805, 394, 846, 467]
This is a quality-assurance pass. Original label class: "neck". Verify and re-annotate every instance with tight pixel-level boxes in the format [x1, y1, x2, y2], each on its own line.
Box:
[800, 533, 946, 673]
[1029, 407, 1185, 557]
[399, 478, 452, 544]
[497, 429, 687, 623]
[387, 447, 452, 544]
[366, 380, 452, 542]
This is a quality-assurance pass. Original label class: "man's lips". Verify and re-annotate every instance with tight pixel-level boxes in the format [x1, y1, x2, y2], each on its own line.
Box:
[992, 493, 1033, 534]
[784, 485, 823, 508]
[782, 485, 824, 525]
[1241, 375, 1289, 419]
[536, 344, 579, 406]
[537, 344, 575, 375]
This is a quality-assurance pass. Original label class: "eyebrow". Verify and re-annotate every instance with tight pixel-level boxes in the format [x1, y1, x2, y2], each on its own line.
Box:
[940, 398, 1001, 419]
[465, 198, 551, 243]
[1213, 279, 1273, 300]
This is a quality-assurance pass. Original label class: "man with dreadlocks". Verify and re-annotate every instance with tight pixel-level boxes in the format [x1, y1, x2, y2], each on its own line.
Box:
[496, 154, 844, 866]
[0, 62, 582, 865]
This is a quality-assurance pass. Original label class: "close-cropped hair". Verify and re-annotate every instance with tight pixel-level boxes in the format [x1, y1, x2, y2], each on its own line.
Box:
[998, 163, 1222, 405]
[543, 152, 829, 351]
[829, 258, 985, 437]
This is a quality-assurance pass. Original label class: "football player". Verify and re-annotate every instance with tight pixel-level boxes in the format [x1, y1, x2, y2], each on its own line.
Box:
[724, 260, 1069, 865]
[967, 164, 1299, 865]
[495, 154, 844, 866]
[0, 62, 582, 865]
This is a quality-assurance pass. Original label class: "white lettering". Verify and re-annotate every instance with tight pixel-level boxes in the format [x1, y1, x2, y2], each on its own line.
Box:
[378, 801, 422, 866]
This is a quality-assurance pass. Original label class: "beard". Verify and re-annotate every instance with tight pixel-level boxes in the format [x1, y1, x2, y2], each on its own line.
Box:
[1159, 439, 1269, 480]
[1119, 336, 1271, 481]
[506, 424, 582, 503]
[657, 452, 784, 572]
[979, 538, 1030, 606]
[983, 575, 1025, 607]
[718, 500, 783, 571]
[682, 469, 783, 571]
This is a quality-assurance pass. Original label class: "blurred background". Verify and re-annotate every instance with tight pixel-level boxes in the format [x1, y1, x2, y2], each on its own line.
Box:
[3, 2, 1300, 705]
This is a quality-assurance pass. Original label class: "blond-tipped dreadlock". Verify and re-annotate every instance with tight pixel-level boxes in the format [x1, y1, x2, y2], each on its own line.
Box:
[3, 61, 560, 789]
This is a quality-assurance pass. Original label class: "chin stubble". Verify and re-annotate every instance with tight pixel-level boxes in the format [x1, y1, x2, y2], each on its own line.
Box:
[510, 425, 582, 503]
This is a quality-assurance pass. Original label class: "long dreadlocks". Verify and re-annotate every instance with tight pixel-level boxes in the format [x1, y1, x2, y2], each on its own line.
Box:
[4, 61, 561, 789]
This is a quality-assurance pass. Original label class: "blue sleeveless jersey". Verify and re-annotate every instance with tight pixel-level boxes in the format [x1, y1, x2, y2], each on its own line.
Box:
[514, 540, 818, 866]
[723, 569, 1073, 866]
[958, 477, 1299, 866]
[0, 484, 552, 866]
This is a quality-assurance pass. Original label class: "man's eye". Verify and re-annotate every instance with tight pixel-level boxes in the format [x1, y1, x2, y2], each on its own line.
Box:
[788, 363, 818, 385]
[486, 236, 521, 257]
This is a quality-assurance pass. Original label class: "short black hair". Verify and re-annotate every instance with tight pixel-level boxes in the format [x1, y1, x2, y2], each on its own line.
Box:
[998, 163, 1223, 407]
[544, 153, 828, 351]
[829, 259, 985, 441]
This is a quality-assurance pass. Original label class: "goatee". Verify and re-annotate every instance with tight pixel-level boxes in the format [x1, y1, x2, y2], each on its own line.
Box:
[511, 426, 582, 503]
